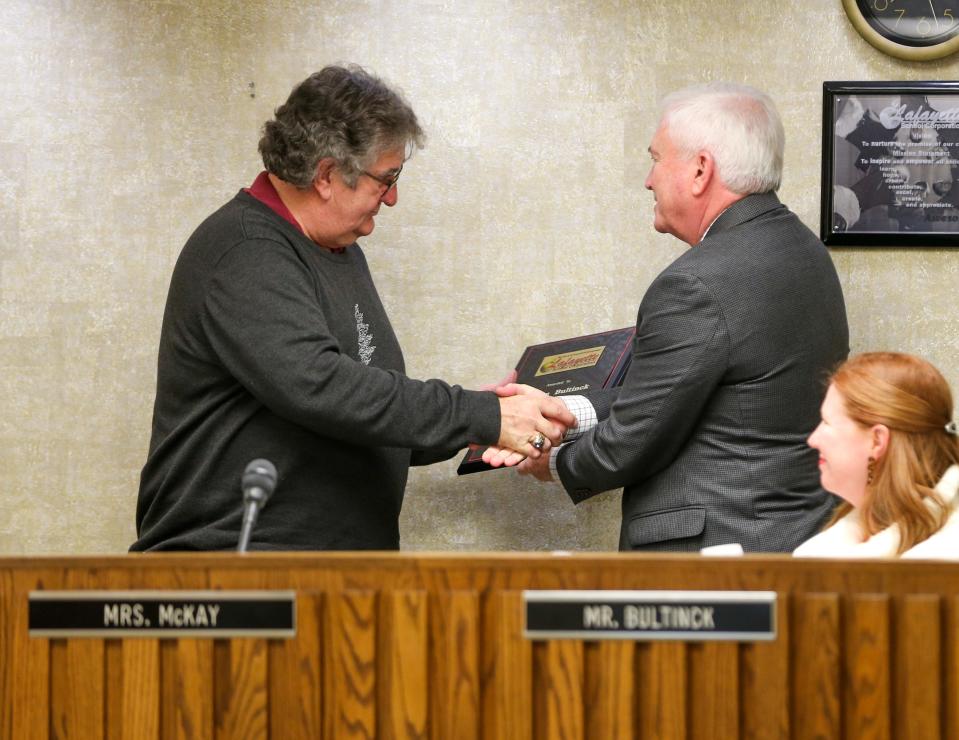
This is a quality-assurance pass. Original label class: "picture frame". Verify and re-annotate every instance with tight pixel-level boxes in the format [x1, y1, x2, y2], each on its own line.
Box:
[821, 80, 959, 247]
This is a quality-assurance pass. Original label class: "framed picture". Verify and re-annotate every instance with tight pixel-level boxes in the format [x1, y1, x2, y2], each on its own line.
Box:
[821, 81, 959, 247]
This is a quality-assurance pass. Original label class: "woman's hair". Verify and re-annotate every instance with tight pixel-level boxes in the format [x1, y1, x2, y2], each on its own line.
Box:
[259, 65, 425, 189]
[659, 82, 784, 195]
[828, 352, 959, 553]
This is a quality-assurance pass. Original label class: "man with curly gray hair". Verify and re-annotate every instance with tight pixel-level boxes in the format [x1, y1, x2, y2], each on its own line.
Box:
[133, 65, 573, 552]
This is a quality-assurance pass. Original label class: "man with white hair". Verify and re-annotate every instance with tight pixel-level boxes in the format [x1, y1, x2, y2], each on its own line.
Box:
[490, 83, 849, 552]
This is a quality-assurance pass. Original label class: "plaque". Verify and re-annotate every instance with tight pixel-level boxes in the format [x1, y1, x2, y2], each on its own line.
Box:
[524, 590, 777, 642]
[29, 590, 296, 638]
[822, 80, 959, 246]
[457, 326, 635, 475]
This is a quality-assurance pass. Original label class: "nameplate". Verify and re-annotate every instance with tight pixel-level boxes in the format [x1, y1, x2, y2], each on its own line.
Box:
[28, 590, 296, 638]
[524, 590, 776, 641]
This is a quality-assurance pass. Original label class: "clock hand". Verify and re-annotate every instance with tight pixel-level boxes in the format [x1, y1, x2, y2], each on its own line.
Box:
[930, 0, 941, 32]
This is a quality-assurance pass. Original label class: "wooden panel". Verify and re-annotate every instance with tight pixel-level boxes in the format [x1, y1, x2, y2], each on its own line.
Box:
[325, 590, 377, 739]
[844, 594, 890, 740]
[5, 553, 959, 739]
[270, 591, 322, 739]
[532, 642, 549, 739]
[946, 596, 959, 740]
[0, 569, 10, 740]
[540, 640, 584, 740]
[689, 642, 739, 740]
[793, 593, 840, 740]
[106, 640, 122, 740]
[161, 639, 214, 740]
[379, 590, 428, 740]
[215, 638, 268, 740]
[208, 566, 269, 739]
[50, 568, 106, 740]
[50, 638, 105, 738]
[482, 591, 531, 740]
[99, 568, 133, 740]
[139, 559, 210, 740]
[10, 570, 51, 740]
[584, 641, 634, 740]
[50, 639, 68, 737]
[741, 593, 789, 740]
[894, 594, 941, 740]
[636, 642, 687, 739]
[430, 591, 480, 740]
[115, 639, 160, 740]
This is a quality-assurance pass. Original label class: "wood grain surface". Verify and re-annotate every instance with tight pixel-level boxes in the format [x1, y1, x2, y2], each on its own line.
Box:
[1, 553, 958, 739]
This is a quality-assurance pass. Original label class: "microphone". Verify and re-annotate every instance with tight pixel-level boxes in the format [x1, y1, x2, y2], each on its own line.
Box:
[237, 458, 277, 553]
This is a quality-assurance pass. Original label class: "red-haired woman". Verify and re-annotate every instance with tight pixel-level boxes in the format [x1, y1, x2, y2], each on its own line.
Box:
[795, 352, 959, 558]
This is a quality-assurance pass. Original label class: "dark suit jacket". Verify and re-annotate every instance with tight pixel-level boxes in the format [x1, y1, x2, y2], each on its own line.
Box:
[556, 193, 849, 552]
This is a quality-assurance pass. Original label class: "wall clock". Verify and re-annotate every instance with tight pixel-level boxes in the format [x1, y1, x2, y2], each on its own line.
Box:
[842, 0, 959, 60]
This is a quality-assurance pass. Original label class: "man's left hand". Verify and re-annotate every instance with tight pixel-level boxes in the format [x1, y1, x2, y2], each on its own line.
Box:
[482, 444, 526, 468]
[517, 450, 554, 482]
[482, 444, 554, 482]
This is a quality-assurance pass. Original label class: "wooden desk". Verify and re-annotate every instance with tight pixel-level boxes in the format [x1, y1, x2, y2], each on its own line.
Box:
[1, 553, 956, 739]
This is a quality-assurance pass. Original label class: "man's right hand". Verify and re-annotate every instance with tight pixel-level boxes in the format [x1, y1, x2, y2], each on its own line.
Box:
[496, 388, 575, 458]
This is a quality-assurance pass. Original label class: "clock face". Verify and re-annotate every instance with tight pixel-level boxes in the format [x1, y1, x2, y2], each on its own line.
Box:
[856, 0, 959, 47]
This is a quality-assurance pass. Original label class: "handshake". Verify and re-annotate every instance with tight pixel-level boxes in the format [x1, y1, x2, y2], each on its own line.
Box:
[486, 376, 574, 481]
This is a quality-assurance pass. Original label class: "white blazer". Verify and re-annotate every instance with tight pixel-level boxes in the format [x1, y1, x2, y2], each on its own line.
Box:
[793, 465, 959, 560]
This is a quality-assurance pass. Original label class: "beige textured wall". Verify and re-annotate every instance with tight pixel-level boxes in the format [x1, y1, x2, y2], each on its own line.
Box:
[2, 1, 958, 553]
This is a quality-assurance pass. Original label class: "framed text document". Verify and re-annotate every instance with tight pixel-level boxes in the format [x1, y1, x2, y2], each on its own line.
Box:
[822, 80, 959, 247]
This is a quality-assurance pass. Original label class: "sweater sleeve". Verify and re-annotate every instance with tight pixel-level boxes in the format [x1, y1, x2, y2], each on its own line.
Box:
[199, 237, 500, 450]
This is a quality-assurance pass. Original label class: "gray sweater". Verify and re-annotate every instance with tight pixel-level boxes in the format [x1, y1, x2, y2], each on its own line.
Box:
[133, 191, 499, 551]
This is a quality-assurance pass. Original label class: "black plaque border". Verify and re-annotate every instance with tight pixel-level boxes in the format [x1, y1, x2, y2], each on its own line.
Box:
[821, 80, 959, 247]
[28, 589, 297, 639]
[523, 589, 777, 642]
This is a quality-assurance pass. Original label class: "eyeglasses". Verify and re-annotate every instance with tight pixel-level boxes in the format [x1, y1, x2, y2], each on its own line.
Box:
[360, 163, 403, 194]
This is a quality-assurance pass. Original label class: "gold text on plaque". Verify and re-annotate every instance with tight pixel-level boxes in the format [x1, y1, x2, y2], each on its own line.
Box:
[535, 346, 605, 376]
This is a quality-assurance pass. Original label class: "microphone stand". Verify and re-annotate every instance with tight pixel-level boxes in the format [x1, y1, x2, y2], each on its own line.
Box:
[237, 494, 263, 553]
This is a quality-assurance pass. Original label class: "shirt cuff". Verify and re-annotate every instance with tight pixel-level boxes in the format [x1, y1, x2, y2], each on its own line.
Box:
[559, 395, 597, 442]
[548, 445, 562, 479]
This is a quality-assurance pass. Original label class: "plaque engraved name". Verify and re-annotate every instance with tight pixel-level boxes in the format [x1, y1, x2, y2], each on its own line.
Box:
[524, 590, 776, 642]
[29, 590, 296, 638]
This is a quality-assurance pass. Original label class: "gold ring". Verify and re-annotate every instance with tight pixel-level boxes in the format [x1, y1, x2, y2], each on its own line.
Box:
[531, 433, 546, 451]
